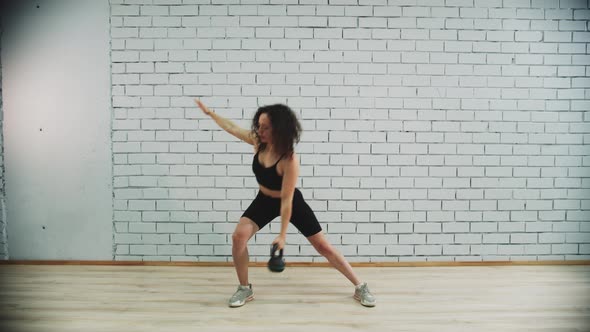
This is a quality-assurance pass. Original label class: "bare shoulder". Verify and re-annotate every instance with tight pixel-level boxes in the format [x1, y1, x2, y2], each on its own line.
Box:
[280, 152, 299, 172]
[287, 152, 299, 164]
[245, 130, 257, 146]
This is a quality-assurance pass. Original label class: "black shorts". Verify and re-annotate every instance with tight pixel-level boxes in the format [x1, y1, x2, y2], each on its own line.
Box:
[241, 188, 322, 237]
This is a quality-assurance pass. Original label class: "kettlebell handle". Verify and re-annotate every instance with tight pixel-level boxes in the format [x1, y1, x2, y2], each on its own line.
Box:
[271, 243, 284, 257]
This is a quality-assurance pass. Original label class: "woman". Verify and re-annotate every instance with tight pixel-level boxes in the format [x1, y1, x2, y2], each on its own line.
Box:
[195, 99, 376, 308]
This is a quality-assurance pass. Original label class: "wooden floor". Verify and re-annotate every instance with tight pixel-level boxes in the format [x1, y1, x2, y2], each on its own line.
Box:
[1, 264, 589, 332]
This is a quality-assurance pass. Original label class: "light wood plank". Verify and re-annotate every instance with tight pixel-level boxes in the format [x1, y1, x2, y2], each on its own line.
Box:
[1, 260, 588, 267]
[1, 265, 589, 332]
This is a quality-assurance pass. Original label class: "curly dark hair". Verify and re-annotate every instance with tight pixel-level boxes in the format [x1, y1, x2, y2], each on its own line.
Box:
[251, 104, 302, 157]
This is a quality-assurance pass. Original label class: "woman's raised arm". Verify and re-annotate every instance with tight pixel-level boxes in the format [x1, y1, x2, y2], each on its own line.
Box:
[195, 98, 255, 145]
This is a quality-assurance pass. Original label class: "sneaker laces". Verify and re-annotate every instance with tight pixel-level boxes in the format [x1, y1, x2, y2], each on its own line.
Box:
[231, 285, 250, 300]
[357, 283, 374, 298]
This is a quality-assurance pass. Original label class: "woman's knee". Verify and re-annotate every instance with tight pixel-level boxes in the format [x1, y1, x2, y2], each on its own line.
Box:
[314, 240, 334, 257]
[232, 229, 249, 246]
[232, 218, 257, 245]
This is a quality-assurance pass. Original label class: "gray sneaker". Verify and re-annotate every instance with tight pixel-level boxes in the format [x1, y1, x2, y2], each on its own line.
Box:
[354, 282, 376, 307]
[228, 284, 254, 308]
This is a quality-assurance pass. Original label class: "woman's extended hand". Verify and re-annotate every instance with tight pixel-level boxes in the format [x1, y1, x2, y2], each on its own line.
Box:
[272, 235, 286, 251]
[194, 98, 213, 116]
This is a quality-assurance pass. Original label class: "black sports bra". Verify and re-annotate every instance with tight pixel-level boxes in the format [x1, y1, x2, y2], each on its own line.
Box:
[252, 151, 284, 191]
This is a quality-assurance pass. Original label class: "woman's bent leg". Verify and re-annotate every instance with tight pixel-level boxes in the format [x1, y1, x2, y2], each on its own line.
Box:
[232, 217, 259, 286]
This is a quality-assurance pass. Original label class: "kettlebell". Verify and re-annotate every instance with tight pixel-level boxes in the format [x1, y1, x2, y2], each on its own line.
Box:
[268, 243, 285, 273]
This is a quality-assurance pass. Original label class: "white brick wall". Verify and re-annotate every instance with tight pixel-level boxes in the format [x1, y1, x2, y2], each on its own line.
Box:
[0, 54, 6, 260]
[110, 0, 590, 263]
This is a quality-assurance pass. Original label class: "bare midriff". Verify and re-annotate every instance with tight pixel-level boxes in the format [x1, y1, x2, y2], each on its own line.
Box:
[259, 185, 281, 198]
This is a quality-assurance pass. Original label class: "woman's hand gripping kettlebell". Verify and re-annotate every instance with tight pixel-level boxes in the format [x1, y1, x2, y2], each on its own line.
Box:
[268, 243, 285, 273]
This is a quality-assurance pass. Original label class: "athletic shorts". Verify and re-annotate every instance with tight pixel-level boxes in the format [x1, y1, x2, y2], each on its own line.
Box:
[241, 188, 322, 237]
